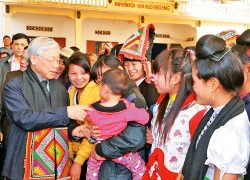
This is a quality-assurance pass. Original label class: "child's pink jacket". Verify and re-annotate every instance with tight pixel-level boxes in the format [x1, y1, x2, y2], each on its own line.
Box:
[87, 99, 149, 139]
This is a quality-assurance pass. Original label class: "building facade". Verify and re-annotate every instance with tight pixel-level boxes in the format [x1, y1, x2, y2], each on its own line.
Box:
[0, 0, 249, 53]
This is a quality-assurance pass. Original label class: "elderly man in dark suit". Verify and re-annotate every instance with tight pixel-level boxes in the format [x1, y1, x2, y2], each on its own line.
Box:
[1, 37, 91, 180]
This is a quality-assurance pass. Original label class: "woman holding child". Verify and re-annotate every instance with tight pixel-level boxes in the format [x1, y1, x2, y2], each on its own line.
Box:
[73, 54, 147, 180]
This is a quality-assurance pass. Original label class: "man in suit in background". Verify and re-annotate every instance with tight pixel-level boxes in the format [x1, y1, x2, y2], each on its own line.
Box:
[0, 33, 30, 93]
[0, 33, 30, 120]
[5, 46, 28, 82]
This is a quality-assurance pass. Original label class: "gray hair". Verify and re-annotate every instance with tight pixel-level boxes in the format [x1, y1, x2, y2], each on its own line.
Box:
[27, 37, 60, 63]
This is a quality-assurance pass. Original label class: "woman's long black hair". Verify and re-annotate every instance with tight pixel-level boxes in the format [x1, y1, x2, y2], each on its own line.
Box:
[153, 48, 193, 143]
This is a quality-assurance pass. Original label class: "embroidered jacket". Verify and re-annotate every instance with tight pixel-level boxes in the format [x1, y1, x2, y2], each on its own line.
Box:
[144, 93, 206, 180]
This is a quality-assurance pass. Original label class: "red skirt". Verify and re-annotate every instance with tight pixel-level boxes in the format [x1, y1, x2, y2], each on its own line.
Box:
[143, 148, 178, 180]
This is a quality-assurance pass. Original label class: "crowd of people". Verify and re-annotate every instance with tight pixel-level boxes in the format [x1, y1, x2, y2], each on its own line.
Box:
[0, 25, 249, 180]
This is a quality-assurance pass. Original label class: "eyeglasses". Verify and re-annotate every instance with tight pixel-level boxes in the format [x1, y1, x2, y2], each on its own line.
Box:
[39, 55, 61, 66]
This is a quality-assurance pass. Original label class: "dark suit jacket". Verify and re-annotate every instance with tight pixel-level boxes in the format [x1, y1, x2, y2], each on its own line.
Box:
[138, 79, 159, 109]
[0, 56, 12, 132]
[0, 70, 23, 179]
[5, 70, 23, 83]
[0, 55, 12, 93]
[1, 70, 23, 135]
[2, 74, 70, 179]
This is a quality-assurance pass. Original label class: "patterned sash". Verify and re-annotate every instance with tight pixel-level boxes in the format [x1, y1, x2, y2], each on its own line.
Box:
[24, 128, 70, 180]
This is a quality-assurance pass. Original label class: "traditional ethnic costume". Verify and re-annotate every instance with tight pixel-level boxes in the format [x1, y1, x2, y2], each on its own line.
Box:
[182, 96, 250, 180]
[143, 93, 206, 180]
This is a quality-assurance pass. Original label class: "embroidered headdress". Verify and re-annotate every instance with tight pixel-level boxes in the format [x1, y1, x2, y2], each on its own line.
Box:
[216, 30, 239, 47]
[118, 24, 155, 83]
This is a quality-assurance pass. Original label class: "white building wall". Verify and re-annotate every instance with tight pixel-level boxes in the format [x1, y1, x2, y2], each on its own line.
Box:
[9, 13, 75, 48]
[196, 21, 247, 40]
[6, 13, 199, 51]
[81, 18, 137, 52]
[81, 20, 198, 51]
[153, 23, 197, 48]
[3, 12, 248, 51]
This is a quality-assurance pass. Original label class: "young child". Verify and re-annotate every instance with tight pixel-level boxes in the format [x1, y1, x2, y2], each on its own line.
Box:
[182, 34, 250, 180]
[74, 68, 149, 180]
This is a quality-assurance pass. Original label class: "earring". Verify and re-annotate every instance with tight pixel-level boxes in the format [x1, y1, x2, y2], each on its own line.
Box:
[212, 91, 215, 101]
